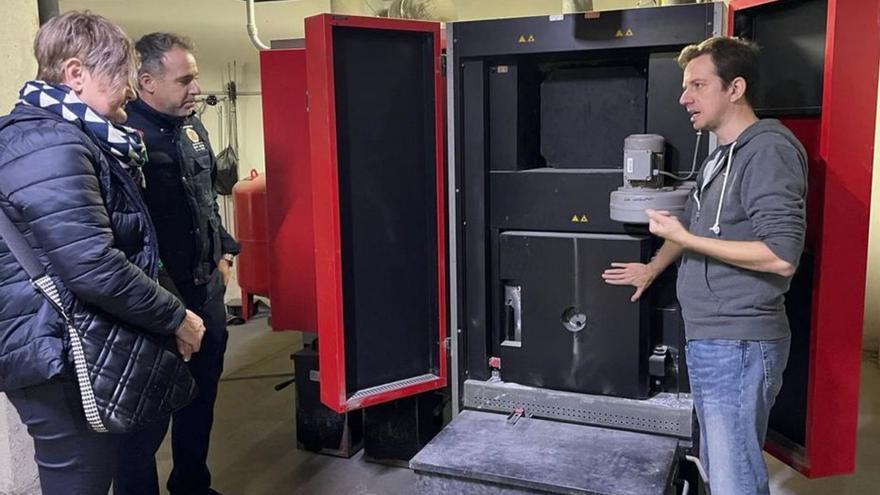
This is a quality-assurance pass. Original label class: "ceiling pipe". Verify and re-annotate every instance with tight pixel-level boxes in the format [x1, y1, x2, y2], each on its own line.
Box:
[37, 0, 59, 24]
[562, 0, 594, 14]
[245, 0, 270, 51]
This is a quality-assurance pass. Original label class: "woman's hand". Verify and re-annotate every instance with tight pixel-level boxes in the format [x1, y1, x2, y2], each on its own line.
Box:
[175, 309, 205, 361]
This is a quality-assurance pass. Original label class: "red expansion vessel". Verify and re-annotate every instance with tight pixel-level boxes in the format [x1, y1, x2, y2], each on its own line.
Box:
[232, 169, 269, 321]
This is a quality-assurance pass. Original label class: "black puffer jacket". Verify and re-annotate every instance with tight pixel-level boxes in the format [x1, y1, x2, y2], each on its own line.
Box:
[0, 105, 186, 392]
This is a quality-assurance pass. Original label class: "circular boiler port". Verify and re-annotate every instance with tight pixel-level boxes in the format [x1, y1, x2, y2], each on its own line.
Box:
[561, 307, 587, 333]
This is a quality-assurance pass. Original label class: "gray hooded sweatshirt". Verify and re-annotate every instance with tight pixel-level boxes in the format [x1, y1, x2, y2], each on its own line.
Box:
[677, 119, 807, 341]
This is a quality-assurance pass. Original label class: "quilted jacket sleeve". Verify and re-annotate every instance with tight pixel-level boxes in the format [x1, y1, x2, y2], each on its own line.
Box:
[0, 129, 186, 336]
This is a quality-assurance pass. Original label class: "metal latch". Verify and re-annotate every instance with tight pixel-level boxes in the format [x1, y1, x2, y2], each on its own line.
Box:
[501, 285, 522, 348]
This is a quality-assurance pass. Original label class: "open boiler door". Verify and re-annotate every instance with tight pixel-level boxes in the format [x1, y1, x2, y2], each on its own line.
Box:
[729, 0, 880, 477]
[304, 14, 448, 414]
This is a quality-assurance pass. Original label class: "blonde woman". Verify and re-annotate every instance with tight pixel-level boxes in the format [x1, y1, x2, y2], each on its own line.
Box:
[0, 11, 204, 494]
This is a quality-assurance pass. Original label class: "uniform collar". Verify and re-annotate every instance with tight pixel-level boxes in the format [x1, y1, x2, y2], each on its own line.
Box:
[128, 98, 191, 128]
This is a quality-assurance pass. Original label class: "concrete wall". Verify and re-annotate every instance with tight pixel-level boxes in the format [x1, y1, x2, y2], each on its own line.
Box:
[0, 2, 42, 493]
[864, 76, 880, 351]
[0, 0, 39, 110]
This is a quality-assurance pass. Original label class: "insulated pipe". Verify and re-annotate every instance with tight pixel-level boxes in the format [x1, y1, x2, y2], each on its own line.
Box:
[562, 1, 594, 14]
[246, 0, 270, 51]
[37, 0, 59, 24]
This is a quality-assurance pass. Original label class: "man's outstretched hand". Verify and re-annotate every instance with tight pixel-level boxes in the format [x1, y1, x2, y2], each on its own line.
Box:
[602, 262, 657, 302]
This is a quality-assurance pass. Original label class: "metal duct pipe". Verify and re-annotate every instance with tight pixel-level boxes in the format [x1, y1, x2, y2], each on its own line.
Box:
[562, 1, 594, 14]
[37, 0, 59, 24]
[245, 0, 269, 51]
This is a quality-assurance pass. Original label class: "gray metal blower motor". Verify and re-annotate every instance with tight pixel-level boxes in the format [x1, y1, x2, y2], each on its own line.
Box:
[609, 134, 695, 224]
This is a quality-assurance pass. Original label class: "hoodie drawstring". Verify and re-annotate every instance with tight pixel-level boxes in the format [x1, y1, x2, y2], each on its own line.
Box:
[710, 141, 736, 236]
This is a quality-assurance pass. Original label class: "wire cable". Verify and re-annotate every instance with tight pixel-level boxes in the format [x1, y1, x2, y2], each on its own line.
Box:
[658, 131, 703, 181]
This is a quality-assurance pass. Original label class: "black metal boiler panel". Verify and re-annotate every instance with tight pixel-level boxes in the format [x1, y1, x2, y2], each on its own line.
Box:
[498, 231, 652, 399]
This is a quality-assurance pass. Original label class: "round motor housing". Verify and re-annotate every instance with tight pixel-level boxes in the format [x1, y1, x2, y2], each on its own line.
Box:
[609, 183, 695, 224]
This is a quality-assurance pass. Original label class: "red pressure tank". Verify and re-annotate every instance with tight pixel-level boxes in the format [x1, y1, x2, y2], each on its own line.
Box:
[232, 169, 269, 321]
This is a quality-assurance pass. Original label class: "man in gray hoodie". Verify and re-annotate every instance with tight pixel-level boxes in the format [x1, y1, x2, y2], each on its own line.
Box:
[603, 37, 807, 495]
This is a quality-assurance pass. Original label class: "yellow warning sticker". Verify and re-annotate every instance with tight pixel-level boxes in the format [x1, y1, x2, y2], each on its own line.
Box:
[571, 215, 580, 223]
[518, 35, 526, 43]
[615, 30, 624, 38]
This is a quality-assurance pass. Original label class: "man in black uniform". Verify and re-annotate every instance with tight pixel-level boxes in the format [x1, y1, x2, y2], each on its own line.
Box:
[114, 33, 239, 495]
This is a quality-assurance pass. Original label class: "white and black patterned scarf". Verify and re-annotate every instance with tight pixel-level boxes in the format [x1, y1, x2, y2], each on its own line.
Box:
[16, 80, 146, 185]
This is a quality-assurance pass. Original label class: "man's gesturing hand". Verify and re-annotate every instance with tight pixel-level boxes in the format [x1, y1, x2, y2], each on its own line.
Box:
[646, 209, 691, 246]
[602, 262, 658, 302]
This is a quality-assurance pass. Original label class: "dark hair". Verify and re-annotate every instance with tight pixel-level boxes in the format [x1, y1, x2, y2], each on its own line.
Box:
[678, 36, 760, 105]
[135, 32, 194, 78]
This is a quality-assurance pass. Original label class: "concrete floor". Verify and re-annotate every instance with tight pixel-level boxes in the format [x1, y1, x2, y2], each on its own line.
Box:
[155, 312, 416, 495]
[154, 312, 880, 494]
[767, 351, 880, 495]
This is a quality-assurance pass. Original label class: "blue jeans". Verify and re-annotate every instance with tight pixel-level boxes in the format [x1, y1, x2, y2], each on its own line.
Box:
[685, 337, 790, 495]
